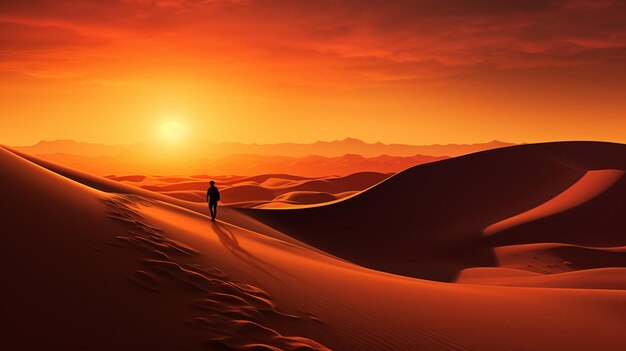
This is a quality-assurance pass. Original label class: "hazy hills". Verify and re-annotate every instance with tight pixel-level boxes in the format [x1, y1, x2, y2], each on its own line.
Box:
[9, 138, 513, 176]
[21, 152, 445, 177]
[13, 138, 513, 158]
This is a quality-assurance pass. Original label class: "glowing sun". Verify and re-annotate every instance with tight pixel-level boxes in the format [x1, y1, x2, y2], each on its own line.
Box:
[160, 121, 185, 142]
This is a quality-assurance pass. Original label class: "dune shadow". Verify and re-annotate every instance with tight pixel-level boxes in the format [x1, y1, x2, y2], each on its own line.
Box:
[211, 221, 299, 282]
[238, 144, 616, 282]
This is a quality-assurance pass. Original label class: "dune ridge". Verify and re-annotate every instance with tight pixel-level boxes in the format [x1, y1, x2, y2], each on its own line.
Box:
[484, 169, 624, 235]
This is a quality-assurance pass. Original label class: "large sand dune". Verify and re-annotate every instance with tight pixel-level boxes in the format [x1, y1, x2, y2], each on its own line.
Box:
[2, 142, 625, 350]
[237, 142, 626, 282]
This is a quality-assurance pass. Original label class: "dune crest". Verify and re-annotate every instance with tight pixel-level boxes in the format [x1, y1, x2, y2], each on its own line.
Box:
[484, 169, 624, 235]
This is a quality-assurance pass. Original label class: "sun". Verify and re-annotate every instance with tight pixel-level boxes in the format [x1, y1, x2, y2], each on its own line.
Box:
[160, 121, 186, 143]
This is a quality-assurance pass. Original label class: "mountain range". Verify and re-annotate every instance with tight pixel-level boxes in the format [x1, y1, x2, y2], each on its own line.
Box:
[12, 138, 514, 158]
[8, 138, 512, 176]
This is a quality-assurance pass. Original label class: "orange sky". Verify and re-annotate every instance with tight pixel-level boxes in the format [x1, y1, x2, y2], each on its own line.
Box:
[1, 0, 625, 146]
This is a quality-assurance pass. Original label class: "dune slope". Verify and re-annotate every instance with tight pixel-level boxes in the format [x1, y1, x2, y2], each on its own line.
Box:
[237, 142, 626, 282]
[2, 145, 626, 351]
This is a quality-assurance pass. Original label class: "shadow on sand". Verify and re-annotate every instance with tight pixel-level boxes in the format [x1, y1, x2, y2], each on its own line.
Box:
[211, 221, 291, 282]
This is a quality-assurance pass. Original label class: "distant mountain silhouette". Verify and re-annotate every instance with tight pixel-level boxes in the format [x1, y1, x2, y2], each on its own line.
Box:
[19, 152, 447, 177]
[8, 138, 514, 175]
[12, 138, 514, 158]
[217, 137, 513, 157]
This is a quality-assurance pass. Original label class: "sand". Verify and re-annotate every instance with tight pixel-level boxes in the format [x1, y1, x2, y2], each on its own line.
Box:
[2, 141, 625, 351]
[107, 171, 391, 208]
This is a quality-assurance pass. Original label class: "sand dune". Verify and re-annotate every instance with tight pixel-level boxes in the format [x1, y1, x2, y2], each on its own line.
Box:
[106, 174, 147, 182]
[3, 142, 626, 350]
[237, 142, 626, 282]
[0, 147, 331, 350]
[159, 190, 207, 202]
[107, 171, 390, 207]
[484, 169, 624, 235]
[221, 185, 277, 203]
[274, 191, 338, 204]
[285, 172, 390, 194]
[457, 268, 626, 289]
[261, 177, 302, 187]
[495, 243, 626, 274]
[4, 146, 328, 252]
[486, 174, 626, 247]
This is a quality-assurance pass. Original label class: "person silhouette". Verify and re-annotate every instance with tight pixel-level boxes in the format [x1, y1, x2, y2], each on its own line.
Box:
[206, 180, 220, 222]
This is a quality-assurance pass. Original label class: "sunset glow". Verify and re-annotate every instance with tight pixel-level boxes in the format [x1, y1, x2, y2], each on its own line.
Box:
[1, 1, 625, 146]
[2, 3, 626, 350]
[160, 120, 186, 143]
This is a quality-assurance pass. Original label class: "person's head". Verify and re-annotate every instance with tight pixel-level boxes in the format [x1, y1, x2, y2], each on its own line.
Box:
[210, 180, 215, 186]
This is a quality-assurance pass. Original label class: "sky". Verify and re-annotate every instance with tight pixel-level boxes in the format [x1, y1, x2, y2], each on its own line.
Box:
[1, 0, 625, 146]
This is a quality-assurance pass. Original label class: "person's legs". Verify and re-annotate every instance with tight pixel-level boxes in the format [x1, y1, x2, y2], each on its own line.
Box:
[209, 201, 217, 221]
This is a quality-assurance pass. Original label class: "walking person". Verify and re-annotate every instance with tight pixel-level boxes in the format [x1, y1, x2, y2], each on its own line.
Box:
[206, 180, 220, 222]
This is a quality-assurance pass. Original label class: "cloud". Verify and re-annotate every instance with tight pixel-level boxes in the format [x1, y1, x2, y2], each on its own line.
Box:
[0, 0, 624, 85]
[0, 21, 106, 52]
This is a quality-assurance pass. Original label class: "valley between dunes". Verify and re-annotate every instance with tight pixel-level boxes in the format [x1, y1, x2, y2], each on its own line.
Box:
[2, 141, 625, 351]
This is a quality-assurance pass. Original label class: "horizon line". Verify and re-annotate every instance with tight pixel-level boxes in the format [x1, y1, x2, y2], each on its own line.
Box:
[10, 137, 517, 148]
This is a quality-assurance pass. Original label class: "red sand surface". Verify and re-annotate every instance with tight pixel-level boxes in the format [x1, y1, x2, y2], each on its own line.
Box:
[2, 141, 626, 350]
[457, 267, 626, 289]
[107, 171, 391, 208]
